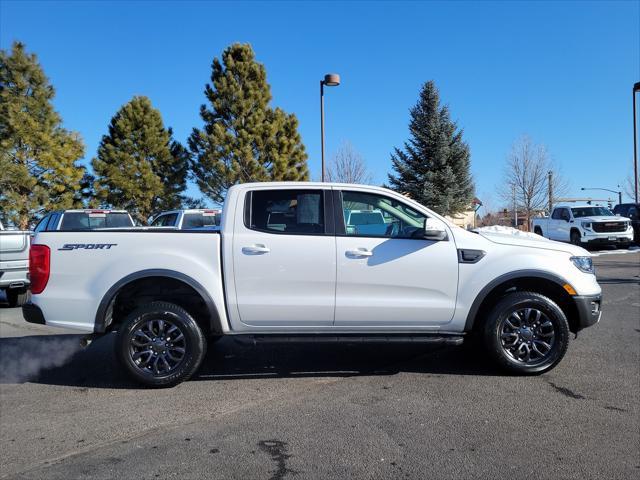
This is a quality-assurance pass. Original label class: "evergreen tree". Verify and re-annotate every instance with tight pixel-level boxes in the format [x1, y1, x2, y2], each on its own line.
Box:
[92, 96, 188, 223]
[0, 42, 85, 229]
[189, 43, 308, 203]
[388, 80, 474, 216]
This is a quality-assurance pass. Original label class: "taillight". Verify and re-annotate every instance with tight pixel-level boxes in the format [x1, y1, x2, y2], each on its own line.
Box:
[29, 245, 50, 294]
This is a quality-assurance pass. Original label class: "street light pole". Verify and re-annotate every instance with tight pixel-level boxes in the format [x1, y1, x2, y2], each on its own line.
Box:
[633, 82, 640, 203]
[320, 73, 340, 182]
[581, 187, 622, 205]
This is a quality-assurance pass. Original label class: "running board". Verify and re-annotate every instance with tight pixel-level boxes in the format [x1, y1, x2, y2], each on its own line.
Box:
[232, 335, 464, 346]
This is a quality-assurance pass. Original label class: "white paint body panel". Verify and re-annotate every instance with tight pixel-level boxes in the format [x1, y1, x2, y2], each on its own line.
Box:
[31, 182, 601, 335]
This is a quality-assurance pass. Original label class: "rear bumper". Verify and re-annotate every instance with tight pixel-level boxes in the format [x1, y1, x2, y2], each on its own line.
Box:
[22, 302, 46, 325]
[573, 294, 602, 330]
[0, 269, 30, 290]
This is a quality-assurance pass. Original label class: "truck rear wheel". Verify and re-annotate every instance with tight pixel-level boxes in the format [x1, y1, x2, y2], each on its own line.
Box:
[6, 288, 30, 308]
[115, 302, 206, 388]
[482, 292, 569, 375]
[534, 227, 543, 236]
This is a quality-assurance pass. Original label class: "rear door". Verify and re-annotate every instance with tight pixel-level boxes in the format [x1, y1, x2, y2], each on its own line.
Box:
[232, 187, 336, 327]
[333, 189, 458, 327]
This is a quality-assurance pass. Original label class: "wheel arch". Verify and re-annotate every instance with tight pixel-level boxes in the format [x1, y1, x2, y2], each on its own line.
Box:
[94, 269, 223, 336]
[464, 270, 580, 334]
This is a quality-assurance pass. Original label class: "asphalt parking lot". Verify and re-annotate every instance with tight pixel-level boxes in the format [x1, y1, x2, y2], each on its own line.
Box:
[0, 251, 638, 480]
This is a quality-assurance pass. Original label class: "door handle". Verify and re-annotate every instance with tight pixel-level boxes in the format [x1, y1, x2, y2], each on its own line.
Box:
[346, 248, 373, 258]
[242, 244, 270, 255]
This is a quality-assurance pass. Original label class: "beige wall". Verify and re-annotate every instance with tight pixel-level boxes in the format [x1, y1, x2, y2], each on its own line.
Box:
[445, 210, 477, 230]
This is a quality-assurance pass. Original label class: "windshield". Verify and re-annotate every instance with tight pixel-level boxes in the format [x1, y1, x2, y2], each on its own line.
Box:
[60, 212, 133, 230]
[571, 207, 614, 218]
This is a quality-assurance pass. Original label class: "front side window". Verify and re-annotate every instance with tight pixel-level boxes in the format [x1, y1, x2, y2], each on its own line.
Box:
[247, 190, 324, 235]
[341, 191, 427, 238]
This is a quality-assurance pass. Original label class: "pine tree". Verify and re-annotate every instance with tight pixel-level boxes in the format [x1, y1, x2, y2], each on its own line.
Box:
[189, 43, 308, 203]
[388, 81, 474, 216]
[92, 96, 188, 223]
[0, 42, 86, 229]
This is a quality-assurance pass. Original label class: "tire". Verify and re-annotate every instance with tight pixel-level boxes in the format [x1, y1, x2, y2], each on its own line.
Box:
[570, 230, 581, 246]
[6, 289, 30, 308]
[534, 227, 543, 236]
[115, 302, 206, 388]
[482, 291, 570, 375]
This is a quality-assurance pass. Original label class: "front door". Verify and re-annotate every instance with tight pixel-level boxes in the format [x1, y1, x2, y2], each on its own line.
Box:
[334, 189, 458, 327]
[232, 188, 336, 327]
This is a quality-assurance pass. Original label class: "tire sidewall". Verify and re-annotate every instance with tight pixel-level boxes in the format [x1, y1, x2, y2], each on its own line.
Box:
[116, 303, 206, 387]
[484, 293, 570, 374]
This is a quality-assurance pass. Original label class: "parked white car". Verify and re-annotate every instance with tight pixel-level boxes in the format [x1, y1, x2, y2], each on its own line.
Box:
[24, 183, 602, 387]
[150, 209, 221, 229]
[0, 220, 31, 306]
[531, 203, 634, 248]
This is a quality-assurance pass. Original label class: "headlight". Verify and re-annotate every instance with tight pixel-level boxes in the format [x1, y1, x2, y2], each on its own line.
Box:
[571, 256, 595, 274]
[581, 221, 592, 229]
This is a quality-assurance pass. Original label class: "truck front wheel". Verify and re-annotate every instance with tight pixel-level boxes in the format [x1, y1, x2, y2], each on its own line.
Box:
[115, 302, 206, 388]
[482, 292, 570, 375]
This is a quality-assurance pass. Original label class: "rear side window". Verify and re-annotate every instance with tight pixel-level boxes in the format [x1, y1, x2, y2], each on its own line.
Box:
[59, 212, 133, 230]
[247, 190, 324, 235]
[151, 213, 178, 227]
[182, 212, 220, 229]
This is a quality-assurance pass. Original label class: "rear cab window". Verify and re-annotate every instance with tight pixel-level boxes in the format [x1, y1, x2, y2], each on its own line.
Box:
[246, 189, 326, 235]
[59, 212, 134, 230]
[182, 211, 220, 229]
[150, 213, 178, 227]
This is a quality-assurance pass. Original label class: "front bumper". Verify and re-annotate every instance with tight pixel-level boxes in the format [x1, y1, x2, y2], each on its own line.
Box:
[22, 302, 46, 325]
[581, 232, 633, 245]
[573, 294, 602, 330]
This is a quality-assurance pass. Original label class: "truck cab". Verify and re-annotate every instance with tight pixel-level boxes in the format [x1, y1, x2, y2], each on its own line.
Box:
[33, 209, 135, 232]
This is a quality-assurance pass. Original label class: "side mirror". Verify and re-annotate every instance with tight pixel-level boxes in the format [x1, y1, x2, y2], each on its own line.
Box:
[420, 219, 447, 241]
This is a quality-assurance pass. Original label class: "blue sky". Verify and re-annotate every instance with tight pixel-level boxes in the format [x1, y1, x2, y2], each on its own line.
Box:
[1, 0, 638, 210]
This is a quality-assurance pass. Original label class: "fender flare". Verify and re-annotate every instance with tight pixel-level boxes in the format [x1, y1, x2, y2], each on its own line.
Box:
[463, 269, 572, 332]
[94, 269, 223, 334]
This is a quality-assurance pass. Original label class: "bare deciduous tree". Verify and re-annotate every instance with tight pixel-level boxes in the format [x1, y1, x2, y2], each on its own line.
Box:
[499, 135, 568, 228]
[326, 142, 373, 184]
[623, 169, 639, 202]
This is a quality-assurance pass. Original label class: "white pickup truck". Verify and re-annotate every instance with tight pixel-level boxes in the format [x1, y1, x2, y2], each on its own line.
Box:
[23, 183, 602, 387]
[0, 221, 31, 307]
[531, 203, 634, 248]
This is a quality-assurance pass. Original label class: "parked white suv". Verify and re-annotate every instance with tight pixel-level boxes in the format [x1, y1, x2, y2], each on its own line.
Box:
[532, 204, 633, 248]
[24, 183, 602, 387]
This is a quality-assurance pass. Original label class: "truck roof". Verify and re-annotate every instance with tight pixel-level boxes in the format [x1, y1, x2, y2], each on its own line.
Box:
[553, 203, 610, 209]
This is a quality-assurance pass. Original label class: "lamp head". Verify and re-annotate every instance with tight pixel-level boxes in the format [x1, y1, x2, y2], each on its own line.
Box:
[323, 73, 340, 86]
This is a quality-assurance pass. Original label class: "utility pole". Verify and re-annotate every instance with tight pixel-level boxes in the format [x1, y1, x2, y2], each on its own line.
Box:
[512, 185, 517, 228]
[633, 82, 640, 203]
[548, 170, 553, 213]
